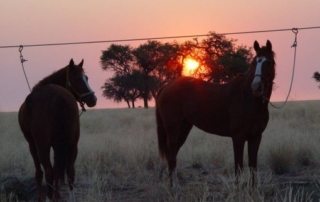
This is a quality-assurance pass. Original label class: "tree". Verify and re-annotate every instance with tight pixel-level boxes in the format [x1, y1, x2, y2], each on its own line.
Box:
[100, 33, 252, 108]
[101, 71, 141, 108]
[101, 42, 180, 108]
[148, 42, 182, 98]
[177, 39, 207, 78]
[217, 46, 252, 82]
[132, 41, 180, 108]
[313, 72, 320, 87]
[179, 33, 252, 83]
[100, 44, 134, 74]
[101, 44, 139, 108]
[102, 77, 130, 108]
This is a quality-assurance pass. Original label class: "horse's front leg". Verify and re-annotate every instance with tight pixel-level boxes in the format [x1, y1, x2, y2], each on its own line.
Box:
[248, 133, 262, 186]
[232, 137, 245, 179]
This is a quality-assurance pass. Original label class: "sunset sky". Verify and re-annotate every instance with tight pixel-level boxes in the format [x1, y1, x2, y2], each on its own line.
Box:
[1, 1, 320, 111]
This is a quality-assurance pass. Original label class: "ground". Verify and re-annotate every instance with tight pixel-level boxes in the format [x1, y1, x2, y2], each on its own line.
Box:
[1, 101, 320, 201]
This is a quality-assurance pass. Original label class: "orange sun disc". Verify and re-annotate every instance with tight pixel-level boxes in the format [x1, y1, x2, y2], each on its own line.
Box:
[182, 57, 200, 76]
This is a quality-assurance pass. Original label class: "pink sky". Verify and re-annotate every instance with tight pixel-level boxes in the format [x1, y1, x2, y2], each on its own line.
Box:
[1, 1, 320, 111]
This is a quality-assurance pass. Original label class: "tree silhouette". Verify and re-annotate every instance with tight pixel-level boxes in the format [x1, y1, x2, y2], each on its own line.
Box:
[102, 71, 141, 108]
[100, 44, 134, 75]
[175, 34, 252, 83]
[101, 44, 139, 108]
[200, 33, 252, 83]
[100, 42, 176, 108]
[313, 72, 320, 88]
[100, 33, 252, 108]
[217, 46, 252, 82]
[148, 42, 182, 98]
[133, 41, 180, 108]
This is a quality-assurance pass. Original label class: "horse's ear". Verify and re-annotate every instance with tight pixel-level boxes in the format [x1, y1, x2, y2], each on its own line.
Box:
[69, 59, 75, 66]
[266, 40, 272, 52]
[78, 59, 84, 67]
[254, 41, 260, 52]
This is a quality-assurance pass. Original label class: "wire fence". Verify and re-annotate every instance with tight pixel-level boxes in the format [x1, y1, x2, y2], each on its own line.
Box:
[3, 26, 320, 109]
[1, 26, 320, 49]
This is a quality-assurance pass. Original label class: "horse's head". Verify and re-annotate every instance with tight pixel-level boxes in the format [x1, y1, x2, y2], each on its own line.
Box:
[66, 59, 97, 107]
[250, 40, 275, 102]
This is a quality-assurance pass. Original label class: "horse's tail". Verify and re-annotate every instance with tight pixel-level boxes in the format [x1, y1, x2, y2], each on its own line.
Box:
[156, 104, 167, 160]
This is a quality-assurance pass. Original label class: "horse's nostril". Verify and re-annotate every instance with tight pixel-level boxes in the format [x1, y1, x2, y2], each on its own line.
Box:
[84, 95, 97, 107]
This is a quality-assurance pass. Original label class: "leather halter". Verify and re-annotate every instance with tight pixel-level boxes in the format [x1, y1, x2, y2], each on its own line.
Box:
[65, 67, 94, 112]
[251, 56, 273, 103]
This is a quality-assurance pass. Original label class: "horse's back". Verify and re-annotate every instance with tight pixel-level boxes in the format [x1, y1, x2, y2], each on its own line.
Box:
[19, 84, 79, 145]
[156, 77, 232, 135]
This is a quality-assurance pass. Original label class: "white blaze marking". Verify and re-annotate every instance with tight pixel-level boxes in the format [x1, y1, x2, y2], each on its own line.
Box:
[251, 57, 267, 91]
[82, 74, 94, 93]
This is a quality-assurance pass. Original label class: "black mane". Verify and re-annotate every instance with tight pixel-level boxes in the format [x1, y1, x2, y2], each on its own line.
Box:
[32, 66, 68, 91]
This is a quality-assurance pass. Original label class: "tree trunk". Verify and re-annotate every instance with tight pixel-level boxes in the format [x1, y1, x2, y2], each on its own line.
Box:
[143, 96, 148, 108]
[131, 100, 135, 108]
[126, 100, 131, 108]
[143, 74, 149, 108]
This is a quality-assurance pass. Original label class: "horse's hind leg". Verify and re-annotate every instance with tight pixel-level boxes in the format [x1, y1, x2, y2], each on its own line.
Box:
[53, 144, 67, 185]
[27, 141, 44, 200]
[66, 145, 78, 191]
[38, 147, 55, 200]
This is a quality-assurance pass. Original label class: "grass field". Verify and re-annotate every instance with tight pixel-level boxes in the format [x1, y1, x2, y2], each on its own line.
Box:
[1, 101, 320, 201]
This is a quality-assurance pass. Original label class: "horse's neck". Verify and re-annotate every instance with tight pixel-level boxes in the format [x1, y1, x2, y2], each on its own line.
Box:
[229, 73, 252, 92]
[33, 68, 67, 90]
[230, 70, 255, 99]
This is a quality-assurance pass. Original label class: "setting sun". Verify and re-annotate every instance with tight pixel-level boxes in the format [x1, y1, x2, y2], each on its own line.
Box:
[182, 57, 200, 76]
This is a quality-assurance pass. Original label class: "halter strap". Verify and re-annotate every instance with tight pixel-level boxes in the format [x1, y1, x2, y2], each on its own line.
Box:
[251, 57, 266, 91]
[254, 57, 267, 77]
[65, 67, 93, 113]
[66, 67, 94, 99]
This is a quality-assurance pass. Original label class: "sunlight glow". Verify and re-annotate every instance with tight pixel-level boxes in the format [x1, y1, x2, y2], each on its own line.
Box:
[182, 57, 200, 76]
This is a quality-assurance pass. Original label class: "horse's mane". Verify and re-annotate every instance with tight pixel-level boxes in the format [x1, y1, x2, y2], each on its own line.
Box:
[32, 66, 68, 91]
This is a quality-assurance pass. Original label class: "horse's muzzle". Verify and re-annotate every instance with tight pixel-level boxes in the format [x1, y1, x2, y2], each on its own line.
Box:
[82, 93, 97, 107]
[251, 83, 264, 97]
[251, 78, 263, 97]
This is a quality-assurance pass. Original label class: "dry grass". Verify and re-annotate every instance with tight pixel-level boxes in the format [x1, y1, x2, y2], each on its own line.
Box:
[1, 101, 320, 201]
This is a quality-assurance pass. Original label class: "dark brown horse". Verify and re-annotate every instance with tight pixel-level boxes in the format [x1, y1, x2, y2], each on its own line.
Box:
[18, 59, 97, 201]
[156, 40, 275, 185]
